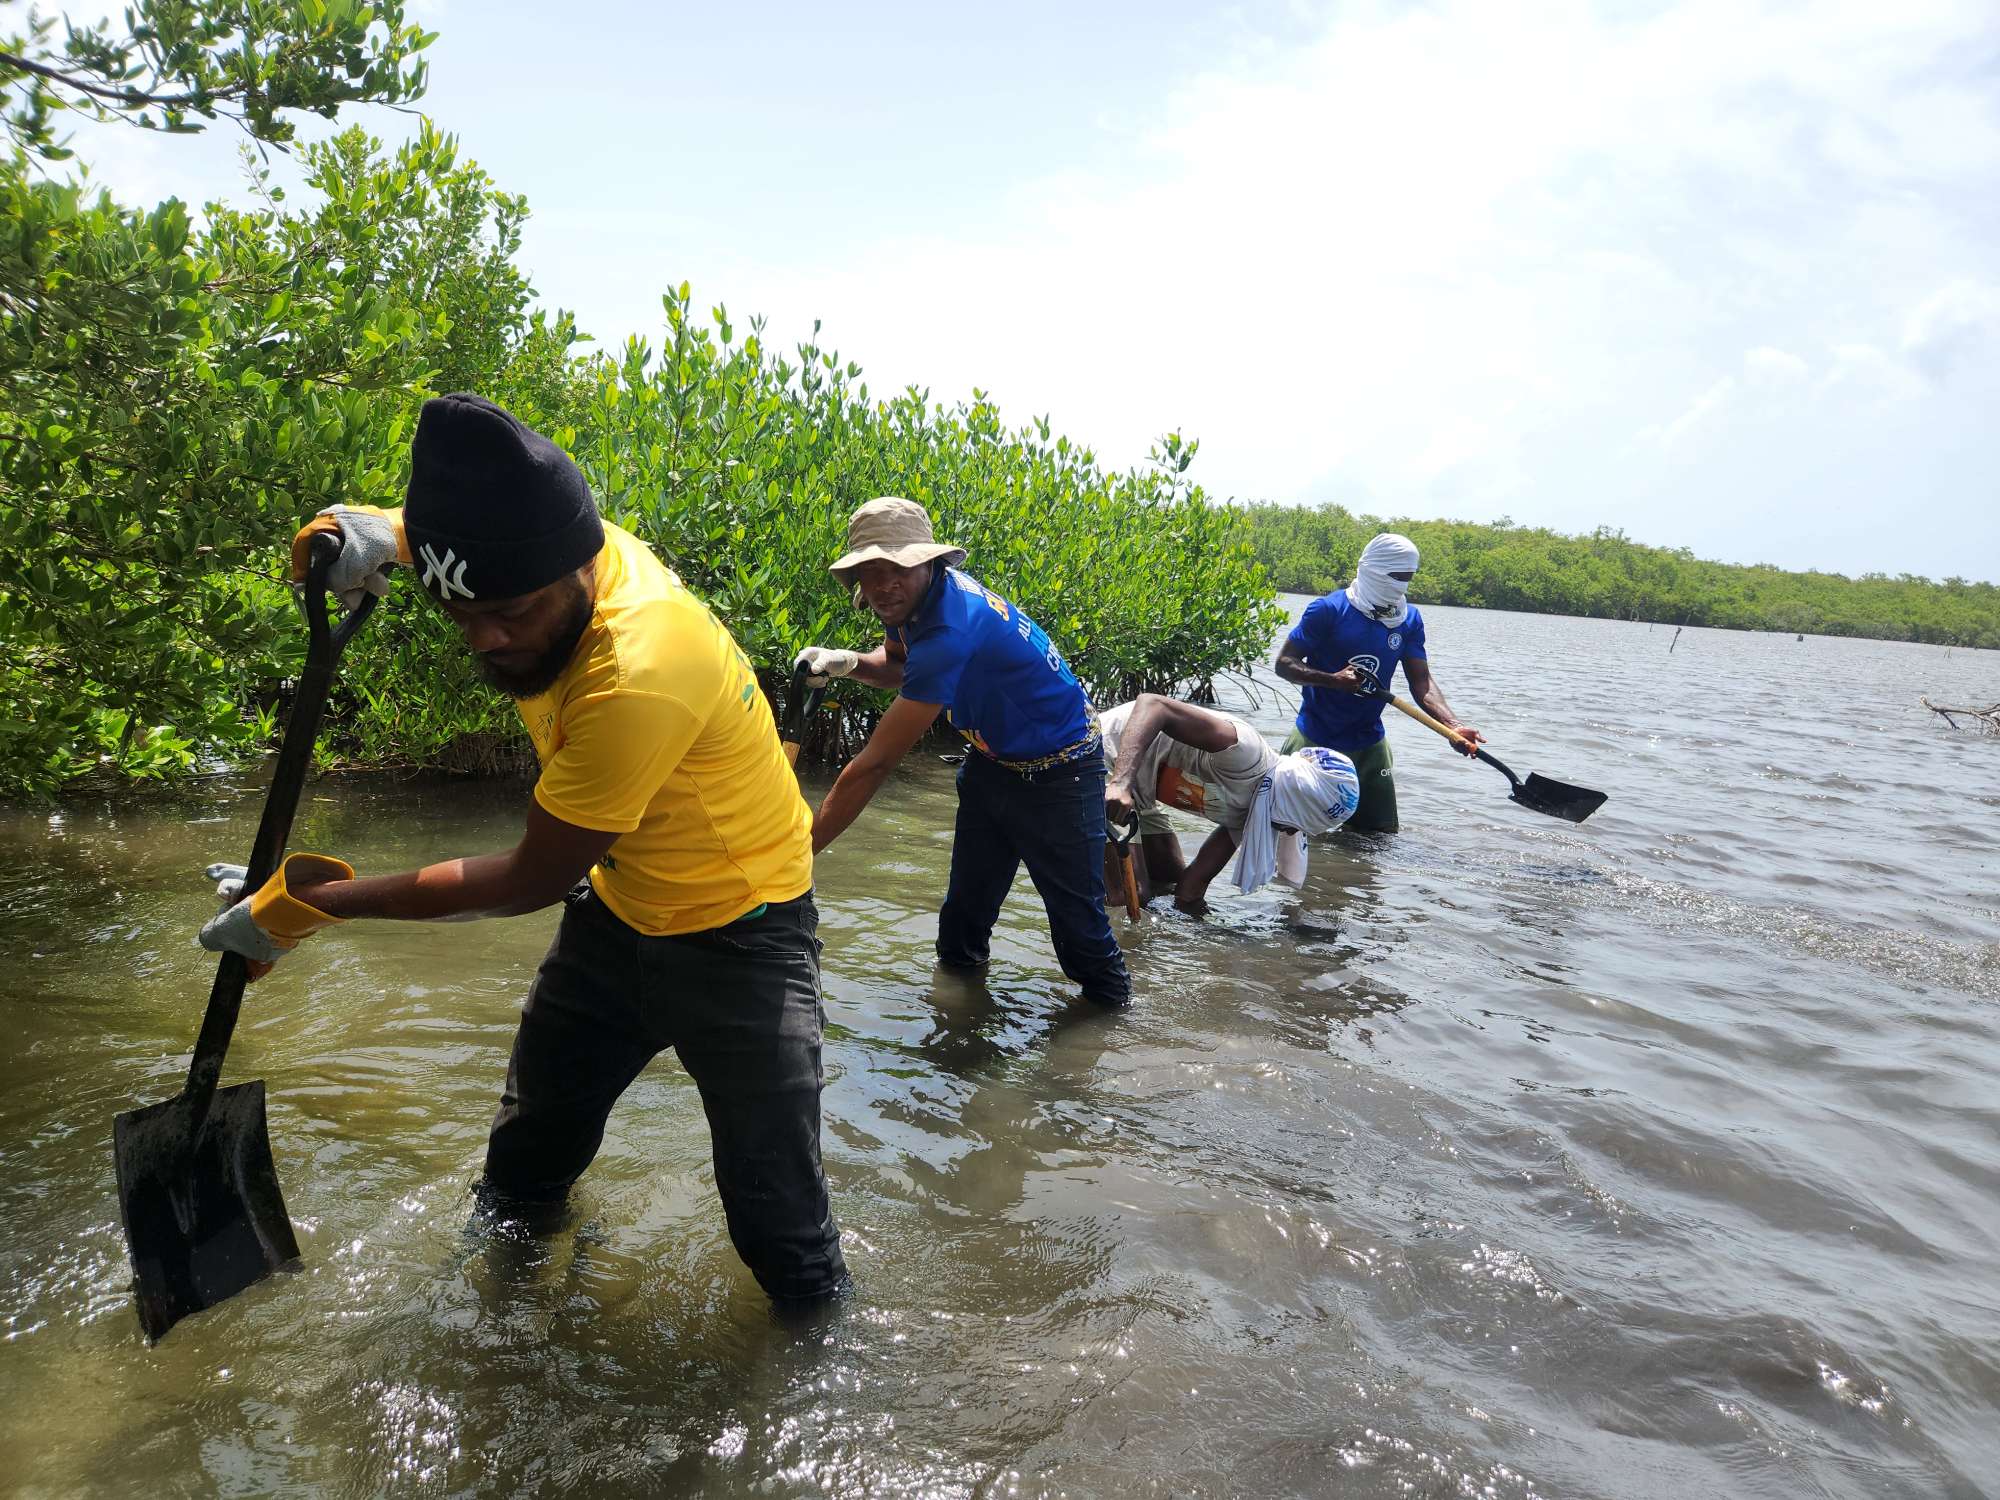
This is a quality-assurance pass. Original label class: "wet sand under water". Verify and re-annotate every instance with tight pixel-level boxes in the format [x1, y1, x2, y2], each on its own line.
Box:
[1, 602, 1997, 1497]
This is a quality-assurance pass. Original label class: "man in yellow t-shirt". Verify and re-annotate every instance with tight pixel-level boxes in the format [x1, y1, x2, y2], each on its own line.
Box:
[197, 393, 846, 1303]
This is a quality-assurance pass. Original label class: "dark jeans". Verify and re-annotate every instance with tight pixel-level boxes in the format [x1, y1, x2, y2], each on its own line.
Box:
[935, 750, 1132, 1008]
[481, 885, 847, 1302]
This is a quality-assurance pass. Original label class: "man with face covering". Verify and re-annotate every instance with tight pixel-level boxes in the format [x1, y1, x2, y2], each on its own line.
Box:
[1274, 532, 1483, 833]
[196, 393, 848, 1305]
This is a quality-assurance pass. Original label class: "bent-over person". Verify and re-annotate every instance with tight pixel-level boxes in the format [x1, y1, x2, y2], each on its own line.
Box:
[1100, 694, 1358, 916]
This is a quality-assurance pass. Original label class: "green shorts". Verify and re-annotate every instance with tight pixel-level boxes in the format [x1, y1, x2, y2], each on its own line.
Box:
[1283, 729, 1397, 833]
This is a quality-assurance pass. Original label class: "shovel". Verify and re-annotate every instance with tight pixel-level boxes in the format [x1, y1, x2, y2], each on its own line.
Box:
[1107, 816, 1143, 920]
[113, 535, 376, 1342]
[1352, 666, 1607, 824]
[780, 660, 827, 768]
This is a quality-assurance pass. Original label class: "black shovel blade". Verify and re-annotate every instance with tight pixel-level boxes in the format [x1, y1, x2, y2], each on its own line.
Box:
[1511, 772, 1609, 824]
[112, 1080, 301, 1343]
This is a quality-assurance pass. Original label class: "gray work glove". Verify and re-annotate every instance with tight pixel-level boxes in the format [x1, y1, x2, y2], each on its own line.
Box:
[196, 855, 353, 968]
[294, 505, 400, 611]
[198, 861, 281, 965]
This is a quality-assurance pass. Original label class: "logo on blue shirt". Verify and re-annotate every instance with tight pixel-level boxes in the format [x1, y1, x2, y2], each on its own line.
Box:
[894, 567, 1091, 762]
[1289, 591, 1428, 752]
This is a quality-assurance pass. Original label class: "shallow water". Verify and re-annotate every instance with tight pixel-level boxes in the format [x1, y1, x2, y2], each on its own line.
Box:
[3, 602, 1997, 1498]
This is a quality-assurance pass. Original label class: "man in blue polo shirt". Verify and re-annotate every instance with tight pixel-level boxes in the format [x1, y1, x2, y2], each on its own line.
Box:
[1275, 532, 1483, 833]
[799, 497, 1130, 1008]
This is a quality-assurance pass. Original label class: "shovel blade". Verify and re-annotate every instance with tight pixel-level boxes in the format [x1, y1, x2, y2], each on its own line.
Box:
[113, 1079, 300, 1343]
[1512, 772, 1609, 824]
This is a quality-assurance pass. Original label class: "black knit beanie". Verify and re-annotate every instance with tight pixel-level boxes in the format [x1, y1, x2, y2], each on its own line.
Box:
[402, 393, 604, 603]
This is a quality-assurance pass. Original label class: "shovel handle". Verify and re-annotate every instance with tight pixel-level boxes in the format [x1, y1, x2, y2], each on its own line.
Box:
[184, 535, 377, 1113]
[1347, 665, 1526, 789]
[1378, 692, 1524, 787]
[1346, 663, 1476, 753]
[1383, 694, 1476, 753]
[780, 660, 827, 768]
[237, 538, 375, 889]
[1107, 816, 1142, 920]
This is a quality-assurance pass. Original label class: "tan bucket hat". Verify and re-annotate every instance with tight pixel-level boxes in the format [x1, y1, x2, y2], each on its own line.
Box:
[829, 497, 966, 583]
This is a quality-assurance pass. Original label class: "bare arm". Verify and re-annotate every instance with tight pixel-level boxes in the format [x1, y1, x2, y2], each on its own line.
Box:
[289, 800, 619, 922]
[1173, 826, 1240, 917]
[1274, 637, 1369, 693]
[1403, 657, 1484, 751]
[1402, 657, 1460, 726]
[812, 695, 945, 853]
[1106, 692, 1242, 820]
[842, 633, 910, 692]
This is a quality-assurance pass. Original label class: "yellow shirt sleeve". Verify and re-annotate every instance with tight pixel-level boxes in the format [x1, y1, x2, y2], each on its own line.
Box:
[532, 688, 707, 833]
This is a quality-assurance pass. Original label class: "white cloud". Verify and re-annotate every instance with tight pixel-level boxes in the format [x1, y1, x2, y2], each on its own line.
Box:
[1819, 343, 1926, 402]
[694, 0, 1997, 577]
[1645, 326, 1936, 453]
[1901, 280, 2000, 379]
[1646, 376, 1738, 451]
[1743, 347, 1809, 386]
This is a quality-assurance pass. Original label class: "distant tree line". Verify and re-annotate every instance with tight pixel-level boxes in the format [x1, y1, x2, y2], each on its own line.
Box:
[1242, 504, 2000, 649]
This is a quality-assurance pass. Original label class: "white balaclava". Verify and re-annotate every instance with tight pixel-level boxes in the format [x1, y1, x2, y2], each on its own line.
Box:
[1348, 533, 1420, 627]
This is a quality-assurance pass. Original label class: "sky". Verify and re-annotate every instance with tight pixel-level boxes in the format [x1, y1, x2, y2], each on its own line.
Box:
[67, 0, 2000, 582]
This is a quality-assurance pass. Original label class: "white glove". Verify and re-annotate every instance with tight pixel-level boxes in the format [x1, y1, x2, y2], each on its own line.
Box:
[795, 646, 860, 688]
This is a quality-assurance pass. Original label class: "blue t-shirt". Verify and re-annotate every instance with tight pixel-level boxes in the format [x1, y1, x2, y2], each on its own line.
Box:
[1289, 590, 1428, 752]
[894, 567, 1092, 762]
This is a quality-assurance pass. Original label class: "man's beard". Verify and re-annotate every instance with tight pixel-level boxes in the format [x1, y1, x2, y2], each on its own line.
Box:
[475, 578, 594, 699]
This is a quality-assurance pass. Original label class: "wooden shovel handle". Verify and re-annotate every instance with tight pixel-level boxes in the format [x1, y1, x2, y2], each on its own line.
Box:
[1380, 690, 1524, 787]
[1385, 693, 1476, 753]
[1108, 816, 1142, 920]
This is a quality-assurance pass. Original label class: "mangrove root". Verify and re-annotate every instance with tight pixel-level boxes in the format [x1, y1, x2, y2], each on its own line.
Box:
[1921, 698, 2000, 735]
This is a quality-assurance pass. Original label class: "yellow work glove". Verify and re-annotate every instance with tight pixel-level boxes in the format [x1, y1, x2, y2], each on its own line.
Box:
[198, 854, 354, 966]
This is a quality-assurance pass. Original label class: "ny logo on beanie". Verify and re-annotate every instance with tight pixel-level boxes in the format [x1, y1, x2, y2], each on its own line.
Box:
[401, 393, 604, 605]
[418, 543, 474, 601]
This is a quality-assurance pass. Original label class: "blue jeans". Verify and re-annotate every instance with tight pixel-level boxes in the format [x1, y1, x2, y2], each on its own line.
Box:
[935, 751, 1131, 1008]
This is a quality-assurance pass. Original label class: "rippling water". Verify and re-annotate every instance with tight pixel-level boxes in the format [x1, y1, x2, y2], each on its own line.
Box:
[2, 603, 1996, 1498]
